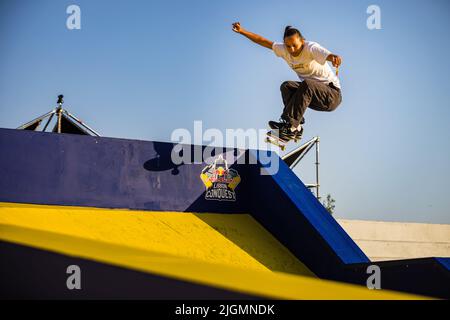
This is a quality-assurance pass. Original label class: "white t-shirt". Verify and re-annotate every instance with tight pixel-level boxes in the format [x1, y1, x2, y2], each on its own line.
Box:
[272, 41, 341, 89]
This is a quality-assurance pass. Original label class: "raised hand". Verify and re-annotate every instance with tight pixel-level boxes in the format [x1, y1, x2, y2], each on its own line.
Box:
[232, 22, 243, 34]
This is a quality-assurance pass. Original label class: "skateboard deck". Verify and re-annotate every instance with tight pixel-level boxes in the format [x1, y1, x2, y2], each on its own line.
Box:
[265, 130, 301, 151]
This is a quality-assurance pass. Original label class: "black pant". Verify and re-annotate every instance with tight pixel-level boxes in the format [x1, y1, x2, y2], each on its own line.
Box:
[280, 79, 342, 127]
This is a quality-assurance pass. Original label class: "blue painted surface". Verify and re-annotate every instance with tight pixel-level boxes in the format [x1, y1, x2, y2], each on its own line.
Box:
[250, 149, 369, 265]
[0, 127, 448, 298]
[0, 128, 249, 213]
[436, 258, 450, 271]
[246, 149, 369, 280]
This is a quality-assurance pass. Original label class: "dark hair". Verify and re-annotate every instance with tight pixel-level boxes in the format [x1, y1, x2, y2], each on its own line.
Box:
[283, 26, 304, 39]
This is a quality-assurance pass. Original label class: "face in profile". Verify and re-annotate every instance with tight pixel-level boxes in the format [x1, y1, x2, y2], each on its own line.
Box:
[284, 34, 304, 57]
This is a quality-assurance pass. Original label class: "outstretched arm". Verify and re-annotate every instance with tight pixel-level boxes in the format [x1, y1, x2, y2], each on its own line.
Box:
[232, 22, 273, 50]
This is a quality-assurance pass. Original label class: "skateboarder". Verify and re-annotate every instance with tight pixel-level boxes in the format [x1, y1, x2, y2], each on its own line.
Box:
[232, 22, 342, 141]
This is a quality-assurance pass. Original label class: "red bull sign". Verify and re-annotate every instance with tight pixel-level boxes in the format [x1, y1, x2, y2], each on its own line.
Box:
[200, 155, 241, 201]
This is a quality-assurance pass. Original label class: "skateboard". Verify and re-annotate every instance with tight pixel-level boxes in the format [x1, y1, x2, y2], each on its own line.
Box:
[265, 129, 301, 151]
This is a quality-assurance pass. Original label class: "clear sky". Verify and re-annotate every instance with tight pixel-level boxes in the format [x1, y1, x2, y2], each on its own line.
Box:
[1, 0, 449, 223]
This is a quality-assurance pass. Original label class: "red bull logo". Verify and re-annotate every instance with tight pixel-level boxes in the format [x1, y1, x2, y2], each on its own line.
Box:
[200, 155, 241, 201]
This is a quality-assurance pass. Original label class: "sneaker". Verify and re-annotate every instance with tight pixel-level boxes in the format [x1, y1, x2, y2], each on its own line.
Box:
[268, 119, 289, 130]
[268, 121, 303, 142]
[269, 118, 305, 130]
[267, 127, 289, 142]
[276, 125, 296, 142]
[279, 126, 303, 141]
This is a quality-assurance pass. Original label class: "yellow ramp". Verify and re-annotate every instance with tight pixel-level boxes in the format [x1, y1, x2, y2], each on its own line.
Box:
[0, 202, 312, 275]
[0, 202, 428, 299]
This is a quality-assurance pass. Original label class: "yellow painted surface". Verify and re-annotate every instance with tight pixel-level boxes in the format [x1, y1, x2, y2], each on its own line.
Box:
[0, 202, 312, 276]
[0, 224, 427, 299]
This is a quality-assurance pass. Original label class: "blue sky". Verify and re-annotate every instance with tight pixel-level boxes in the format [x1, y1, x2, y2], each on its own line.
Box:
[1, 0, 449, 223]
